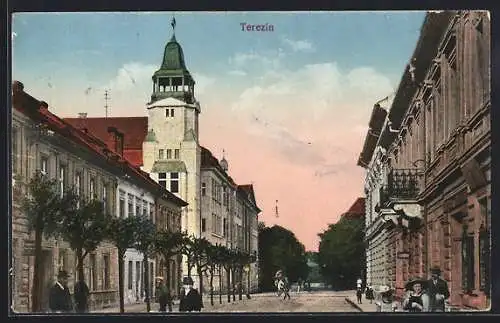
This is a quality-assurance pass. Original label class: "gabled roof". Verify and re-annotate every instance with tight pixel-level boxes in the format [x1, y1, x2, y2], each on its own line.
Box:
[64, 116, 148, 166]
[13, 82, 187, 207]
[200, 146, 237, 186]
[237, 184, 261, 213]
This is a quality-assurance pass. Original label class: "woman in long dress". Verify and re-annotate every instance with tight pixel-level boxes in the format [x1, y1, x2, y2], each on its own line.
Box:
[375, 286, 398, 312]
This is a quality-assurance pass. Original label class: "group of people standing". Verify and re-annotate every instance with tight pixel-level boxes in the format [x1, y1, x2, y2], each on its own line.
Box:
[47, 270, 203, 313]
[357, 266, 450, 312]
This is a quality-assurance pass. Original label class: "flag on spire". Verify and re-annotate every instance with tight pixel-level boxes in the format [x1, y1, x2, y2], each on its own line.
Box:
[171, 16, 176, 32]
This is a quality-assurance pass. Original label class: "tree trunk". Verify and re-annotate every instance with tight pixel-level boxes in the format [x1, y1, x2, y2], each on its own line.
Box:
[31, 228, 43, 312]
[226, 267, 231, 303]
[187, 261, 192, 277]
[238, 266, 243, 301]
[232, 268, 236, 302]
[209, 268, 214, 306]
[143, 254, 150, 312]
[247, 266, 251, 297]
[218, 265, 222, 304]
[118, 250, 125, 313]
[197, 267, 204, 308]
[76, 249, 86, 313]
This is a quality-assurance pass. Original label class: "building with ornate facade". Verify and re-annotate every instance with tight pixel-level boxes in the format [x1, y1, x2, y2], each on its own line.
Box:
[11, 82, 187, 312]
[64, 24, 260, 294]
[357, 10, 490, 309]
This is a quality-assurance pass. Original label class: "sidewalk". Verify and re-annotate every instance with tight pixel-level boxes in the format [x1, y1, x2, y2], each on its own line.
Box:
[344, 295, 377, 312]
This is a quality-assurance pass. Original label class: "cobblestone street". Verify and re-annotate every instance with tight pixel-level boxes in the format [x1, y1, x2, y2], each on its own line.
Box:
[94, 290, 360, 313]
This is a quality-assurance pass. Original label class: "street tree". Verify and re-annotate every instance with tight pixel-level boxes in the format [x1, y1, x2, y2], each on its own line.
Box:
[105, 216, 141, 313]
[317, 217, 365, 290]
[258, 224, 309, 291]
[154, 230, 184, 297]
[180, 233, 197, 278]
[58, 192, 110, 312]
[134, 216, 156, 312]
[213, 244, 226, 305]
[205, 244, 219, 306]
[21, 170, 75, 312]
[219, 247, 234, 303]
[191, 237, 210, 299]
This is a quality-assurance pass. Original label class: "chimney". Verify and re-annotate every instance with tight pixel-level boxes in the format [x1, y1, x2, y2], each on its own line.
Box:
[107, 126, 124, 157]
[12, 81, 24, 93]
[40, 101, 49, 110]
[78, 112, 88, 129]
[78, 112, 87, 118]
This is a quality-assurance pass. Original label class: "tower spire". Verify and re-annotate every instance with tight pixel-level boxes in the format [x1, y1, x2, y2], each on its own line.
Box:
[171, 15, 176, 37]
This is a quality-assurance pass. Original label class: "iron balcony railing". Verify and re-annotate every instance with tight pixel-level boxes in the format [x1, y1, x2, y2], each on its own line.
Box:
[379, 168, 421, 206]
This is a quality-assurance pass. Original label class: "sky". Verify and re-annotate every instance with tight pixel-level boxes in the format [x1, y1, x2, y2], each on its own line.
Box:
[11, 11, 426, 251]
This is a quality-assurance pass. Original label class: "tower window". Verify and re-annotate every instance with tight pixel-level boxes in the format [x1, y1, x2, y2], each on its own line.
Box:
[174, 149, 180, 159]
[201, 218, 206, 232]
[201, 182, 206, 196]
[165, 109, 170, 118]
[166, 149, 172, 159]
[170, 172, 179, 193]
[158, 172, 167, 189]
[171, 109, 175, 117]
[159, 149, 164, 160]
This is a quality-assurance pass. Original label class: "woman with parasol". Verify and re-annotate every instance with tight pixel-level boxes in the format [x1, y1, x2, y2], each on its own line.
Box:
[402, 277, 430, 312]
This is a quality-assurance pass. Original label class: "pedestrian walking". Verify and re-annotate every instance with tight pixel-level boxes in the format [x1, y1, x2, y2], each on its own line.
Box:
[426, 266, 450, 312]
[356, 287, 363, 304]
[48, 270, 74, 313]
[155, 277, 172, 312]
[179, 277, 202, 312]
[297, 277, 303, 293]
[73, 280, 89, 313]
[402, 277, 430, 312]
[365, 284, 374, 304]
[375, 286, 398, 312]
[281, 276, 291, 300]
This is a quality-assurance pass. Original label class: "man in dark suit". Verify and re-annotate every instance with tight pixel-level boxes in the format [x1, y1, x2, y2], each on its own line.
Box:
[73, 280, 89, 313]
[179, 277, 202, 312]
[426, 266, 450, 312]
[49, 271, 74, 313]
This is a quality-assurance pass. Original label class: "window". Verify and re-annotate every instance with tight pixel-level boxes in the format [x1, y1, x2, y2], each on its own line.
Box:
[143, 200, 148, 220]
[41, 156, 48, 175]
[103, 253, 111, 290]
[75, 172, 82, 208]
[12, 128, 18, 174]
[165, 109, 170, 117]
[211, 179, 216, 200]
[149, 203, 154, 222]
[479, 198, 490, 294]
[90, 253, 97, 291]
[119, 190, 125, 218]
[128, 194, 134, 217]
[170, 172, 179, 193]
[58, 250, 67, 271]
[166, 149, 172, 159]
[461, 226, 475, 292]
[59, 165, 66, 197]
[223, 218, 227, 236]
[174, 149, 180, 159]
[89, 178, 95, 199]
[159, 149, 164, 160]
[202, 218, 206, 232]
[158, 173, 167, 188]
[223, 187, 227, 206]
[201, 182, 206, 196]
[103, 184, 107, 213]
[136, 198, 141, 217]
[171, 108, 175, 117]
[212, 213, 217, 234]
[128, 261, 133, 289]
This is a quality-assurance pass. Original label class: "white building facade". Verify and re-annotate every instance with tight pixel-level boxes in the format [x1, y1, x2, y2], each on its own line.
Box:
[116, 179, 156, 304]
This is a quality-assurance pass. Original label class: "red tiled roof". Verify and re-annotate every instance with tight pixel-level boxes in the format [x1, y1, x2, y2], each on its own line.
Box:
[341, 197, 365, 219]
[64, 117, 148, 166]
[12, 82, 187, 207]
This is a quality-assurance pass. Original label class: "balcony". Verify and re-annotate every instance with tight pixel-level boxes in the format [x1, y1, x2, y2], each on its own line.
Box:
[379, 168, 422, 207]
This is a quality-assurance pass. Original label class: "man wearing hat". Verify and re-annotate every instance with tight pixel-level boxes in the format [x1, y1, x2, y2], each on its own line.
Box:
[48, 270, 74, 313]
[426, 266, 450, 312]
[179, 276, 202, 312]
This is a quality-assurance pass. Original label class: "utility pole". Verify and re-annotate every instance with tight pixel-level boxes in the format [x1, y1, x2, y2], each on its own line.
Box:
[104, 90, 110, 118]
